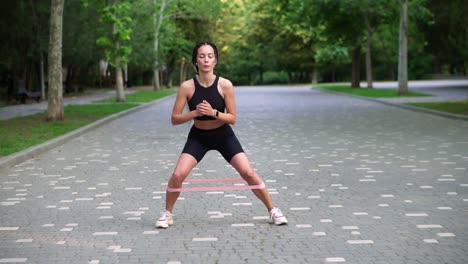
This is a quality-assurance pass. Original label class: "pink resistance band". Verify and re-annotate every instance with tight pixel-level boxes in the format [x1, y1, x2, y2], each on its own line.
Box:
[166, 178, 266, 193]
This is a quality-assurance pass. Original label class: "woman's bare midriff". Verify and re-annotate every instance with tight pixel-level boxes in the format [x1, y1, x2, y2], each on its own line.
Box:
[193, 119, 225, 130]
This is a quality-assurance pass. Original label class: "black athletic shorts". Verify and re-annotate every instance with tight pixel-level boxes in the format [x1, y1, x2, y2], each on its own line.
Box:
[182, 124, 244, 163]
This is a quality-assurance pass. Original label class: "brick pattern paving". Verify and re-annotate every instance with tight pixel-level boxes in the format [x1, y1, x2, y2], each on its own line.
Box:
[1, 87, 467, 263]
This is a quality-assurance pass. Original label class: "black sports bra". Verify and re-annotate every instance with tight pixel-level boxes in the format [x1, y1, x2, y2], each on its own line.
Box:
[188, 76, 225, 120]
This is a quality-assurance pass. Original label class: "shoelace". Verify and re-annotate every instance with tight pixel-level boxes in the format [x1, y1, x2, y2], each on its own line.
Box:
[270, 208, 282, 219]
[159, 212, 173, 220]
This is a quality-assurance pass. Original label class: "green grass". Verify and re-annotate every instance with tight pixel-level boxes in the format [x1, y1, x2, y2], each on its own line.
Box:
[407, 102, 468, 115]
[316, 84, 468, 116]
[96, 89, 176, 103]
[0, 103, 138, 157]
[315, 85, 429, 98]
[0, 89, 177, 157]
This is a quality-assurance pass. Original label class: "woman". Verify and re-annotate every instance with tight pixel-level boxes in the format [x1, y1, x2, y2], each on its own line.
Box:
[156, 42, 287, 228]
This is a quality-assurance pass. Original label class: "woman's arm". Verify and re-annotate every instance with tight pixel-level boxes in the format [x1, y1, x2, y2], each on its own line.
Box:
[217, 78, 237, 125]
[171, 81, 199, 125]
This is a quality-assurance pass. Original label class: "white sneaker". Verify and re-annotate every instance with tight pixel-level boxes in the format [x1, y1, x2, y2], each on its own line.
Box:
[269, 207, 288, 225]
[155, 211, 174, 228]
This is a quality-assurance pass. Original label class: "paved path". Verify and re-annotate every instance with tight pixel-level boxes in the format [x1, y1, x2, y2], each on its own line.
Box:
[1, 86, 468, 264]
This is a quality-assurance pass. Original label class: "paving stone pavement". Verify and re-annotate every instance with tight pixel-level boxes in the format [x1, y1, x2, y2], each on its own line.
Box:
[1, 86, 468, 264]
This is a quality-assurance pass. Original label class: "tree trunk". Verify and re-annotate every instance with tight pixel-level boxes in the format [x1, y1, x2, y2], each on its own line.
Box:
[113, 22, 125, 102]
[47, 0, 64, 121]
[124, 63, 128, 87]
[153, 0, 167, 91]
[365, 14, 373, 89]
[153, 67, 160, 90]
[398, 0, 409, 95]
[40, 52, 46, 100]
[389, 67, 395, 81]
[63, 66, 70, 93]
[312, 65, 318, 84]
[115, 56, 125, 102]
[31, 0, 46, 100]
[351, 46, 361, 88]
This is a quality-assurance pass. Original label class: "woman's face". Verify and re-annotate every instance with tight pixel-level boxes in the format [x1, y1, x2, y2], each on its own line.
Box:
[196, 45, 217, 73]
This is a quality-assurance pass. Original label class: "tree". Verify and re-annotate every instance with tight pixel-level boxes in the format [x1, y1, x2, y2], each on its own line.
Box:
[152, 0, 168, 90]
[0, 1, 50, 100]
[47, 0, 65, 121]
[0, 0, 460, 102]
[314, 44, 350, 82]
[423, 0, 467, 75]
[99, 0, 132, 102]
[398, 0, 408, 95]
[30, 0, 49, 100]
[223, 0, 317, 84]
[62, 0, 102, 93]
[83, 0, 133, 102]
[299, 0, 363, 88]
[149, 0, 224, 90]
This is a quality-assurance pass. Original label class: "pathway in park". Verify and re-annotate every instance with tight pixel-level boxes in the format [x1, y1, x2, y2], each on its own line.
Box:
[0, 85, 467, 263]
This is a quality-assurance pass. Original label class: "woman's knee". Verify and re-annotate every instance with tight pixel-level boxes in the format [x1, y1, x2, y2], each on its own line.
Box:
[240, 168, 258, 182]
[169, 171, 188, 186]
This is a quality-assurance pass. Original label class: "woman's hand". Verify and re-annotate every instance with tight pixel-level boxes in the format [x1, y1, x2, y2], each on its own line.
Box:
[196, 100, 215, 117]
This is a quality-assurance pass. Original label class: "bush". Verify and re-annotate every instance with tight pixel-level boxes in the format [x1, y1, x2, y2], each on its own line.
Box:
[260, 71, 289, 85]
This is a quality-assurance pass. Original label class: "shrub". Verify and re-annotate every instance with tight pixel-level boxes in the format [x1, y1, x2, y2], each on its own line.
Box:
[261, 71, 289, 85]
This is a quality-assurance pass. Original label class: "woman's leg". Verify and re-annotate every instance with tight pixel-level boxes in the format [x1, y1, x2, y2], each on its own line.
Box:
[230, 153, 274, 212]
[165, 153, 198, 213]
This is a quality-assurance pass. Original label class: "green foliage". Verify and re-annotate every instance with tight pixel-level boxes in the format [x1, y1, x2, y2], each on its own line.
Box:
[83, 0, 133, 67]
[0, 0, 466, 99]
[315, 44, 350, 66]
[63, 1, 101, 66]
[0, 1, 49, 93]
[124, 0, 225, 86]
[259, 71, 289, 85]
[422, 0, 468, 75]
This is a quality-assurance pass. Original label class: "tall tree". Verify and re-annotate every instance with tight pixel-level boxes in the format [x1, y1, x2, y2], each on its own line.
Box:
[314, 44, 350, 83]
[149, 0, 224, 89]
[358, 0, 398, 88]
[62, 0, 102, 93]
[423, 0, 467, 75]
[30, 0, 49, 100]
[83, 0, 132, 102]
[311, 0, 366, 88]
[47, 0, 65, 121]
[152, 0, 167, 90]
[100, 0, 132, 101]
[398, 0, 408, 95]
[0, 1, 50, 99]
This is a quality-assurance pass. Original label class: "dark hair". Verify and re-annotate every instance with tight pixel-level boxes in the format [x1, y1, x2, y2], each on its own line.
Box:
[191, 41, 218, 74]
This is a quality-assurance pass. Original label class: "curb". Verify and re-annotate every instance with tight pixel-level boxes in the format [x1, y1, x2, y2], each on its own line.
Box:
[315, 88, 468, 121]
[0, 95, 175, 171]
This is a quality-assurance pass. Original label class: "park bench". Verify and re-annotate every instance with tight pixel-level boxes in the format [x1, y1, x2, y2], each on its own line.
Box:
[15, 89, 41, 104]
